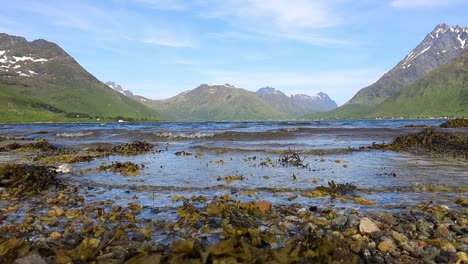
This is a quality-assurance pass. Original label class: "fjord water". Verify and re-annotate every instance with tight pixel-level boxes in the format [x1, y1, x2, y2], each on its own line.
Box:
[1, 120, 466, 218]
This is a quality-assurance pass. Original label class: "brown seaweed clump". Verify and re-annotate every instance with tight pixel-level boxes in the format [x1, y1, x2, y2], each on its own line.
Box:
[98, 161, 142, 176]
[112, 140, 153, 155]
[0, 164, 61, 197]
[87, 140, 155, 156]
[319, 180, 357, 195]
[439, 118, 468, 128]
[0, 138, 57, 152]
[278, 151, 309, 168]
[370, 128, 468, 158]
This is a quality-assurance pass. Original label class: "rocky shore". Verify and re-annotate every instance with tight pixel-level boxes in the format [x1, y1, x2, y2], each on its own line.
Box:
[0, 124, 467, 264]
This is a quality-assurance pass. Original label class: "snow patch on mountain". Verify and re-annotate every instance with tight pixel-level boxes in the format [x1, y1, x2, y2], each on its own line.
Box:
[400, 24, 467, 69]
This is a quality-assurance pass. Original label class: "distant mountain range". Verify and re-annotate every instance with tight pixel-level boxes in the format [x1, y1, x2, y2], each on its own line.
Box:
[1, 22, 465, 123]
[314, 23, 467, 119]
[0, 33, 160, 122]
[116, 83, 337, 121]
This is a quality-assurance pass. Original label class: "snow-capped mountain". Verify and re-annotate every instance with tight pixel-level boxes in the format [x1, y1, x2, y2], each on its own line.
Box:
[256, 87, 337, 113]
[347, 23, 467, 106]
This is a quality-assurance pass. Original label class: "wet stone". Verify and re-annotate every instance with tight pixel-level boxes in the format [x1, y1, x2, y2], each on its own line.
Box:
[378, 238, 396, 252]
[359, 217, 380, 235]
[391, 231, 409, 245]
[14, 254, 47, 264]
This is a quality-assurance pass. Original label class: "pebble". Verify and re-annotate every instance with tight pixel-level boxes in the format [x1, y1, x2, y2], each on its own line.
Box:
[391, 231, 408, 245]
[56, 163, 72, 174]
[49, 231, 62, 240]
[440, 241, 456, 253]
[378, 238, 396, 252]
[14, 254, 47, 264]
[457, 252, 468, 263]
[434, 225, 451, 239]
[359, 217, 380, 235]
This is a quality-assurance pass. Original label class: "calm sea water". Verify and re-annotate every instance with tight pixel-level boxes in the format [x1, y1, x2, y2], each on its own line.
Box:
[1, 120, 467, 218]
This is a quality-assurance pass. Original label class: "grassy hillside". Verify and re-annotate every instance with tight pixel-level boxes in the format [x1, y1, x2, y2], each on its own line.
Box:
[147, 84, 287, 121]
[369, 49, 468, 118]
[0, 33, 160, 123]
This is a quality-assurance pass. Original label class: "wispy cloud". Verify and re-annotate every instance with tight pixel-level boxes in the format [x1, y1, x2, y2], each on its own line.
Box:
[1, 1, 195, 48]
[139, 24, 194, 47]
[203, 0, 341, 30]
[390, 0, 464, 9]
[133, 0, 186, 10]
[199, 0, 351, 46]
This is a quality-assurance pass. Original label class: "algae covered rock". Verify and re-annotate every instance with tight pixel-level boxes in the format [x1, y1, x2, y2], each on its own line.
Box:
[440, 118, 468, 128]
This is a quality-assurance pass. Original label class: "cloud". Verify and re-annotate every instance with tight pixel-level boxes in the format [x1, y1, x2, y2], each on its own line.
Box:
[2, 1, 119, 34]
[199, 0, 352, 46]
[133, 0, 186, 10]
[143, 35, 193, 47]
[1, 1, 195, 48]
[204, 0, 341, 30]
[390, 0, 464, 8]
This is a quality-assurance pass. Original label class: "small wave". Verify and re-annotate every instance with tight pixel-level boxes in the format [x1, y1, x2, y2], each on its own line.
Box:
[153, 132, 216, 139]
[56, 131, 94, 138]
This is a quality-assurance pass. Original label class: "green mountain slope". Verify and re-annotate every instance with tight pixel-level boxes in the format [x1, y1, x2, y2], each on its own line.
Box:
[369, 49, 468, 118]
[146, 84, 288, 121]
[0, 33, 160, 123]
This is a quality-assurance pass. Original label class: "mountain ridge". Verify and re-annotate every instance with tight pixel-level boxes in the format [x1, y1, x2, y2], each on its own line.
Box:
[109, 83, 337, 121]
[0, 32, 161, 122]
[313, 23, 467, 119]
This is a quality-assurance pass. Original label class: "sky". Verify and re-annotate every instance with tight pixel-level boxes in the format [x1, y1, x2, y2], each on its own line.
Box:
[0, 0, 467, 105]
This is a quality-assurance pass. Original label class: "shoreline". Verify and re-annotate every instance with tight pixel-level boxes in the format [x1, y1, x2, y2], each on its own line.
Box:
[0, 123, 467, 263]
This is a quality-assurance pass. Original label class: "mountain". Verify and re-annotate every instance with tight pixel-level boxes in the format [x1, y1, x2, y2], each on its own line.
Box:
[256, 87, 337, 117]
[0, 33, 160, 122]
[133, 84, 336, 121]
[369, 48, 468, 118]
[145, 84, 287, 121]
[105, 81, 134, 97]
[315, 23, 467, 119]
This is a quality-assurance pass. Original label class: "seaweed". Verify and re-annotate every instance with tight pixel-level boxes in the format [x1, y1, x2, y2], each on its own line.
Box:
[0, 164, 61, 197]
[439, 118, 468, 128]
[277, 151, 309, 168]
[111, 141, 153, 155]
[217, 175, 245, 183]
[90, 141, 155, 156]
[369, 128, 468, 158]
[98, 161, 142, 176]
[0, 138, 57, 152]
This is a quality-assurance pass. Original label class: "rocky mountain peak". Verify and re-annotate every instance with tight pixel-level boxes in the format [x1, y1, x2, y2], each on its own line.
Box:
[0, 33, 73, 79]
[105, 81, 134, 97]
[346, 23, 467, 106]
[256, 87, 285, 96]
[401, 24, 467, 70]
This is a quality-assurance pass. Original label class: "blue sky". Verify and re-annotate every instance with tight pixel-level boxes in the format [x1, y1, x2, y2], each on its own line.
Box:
[0, 0, 467, 105]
